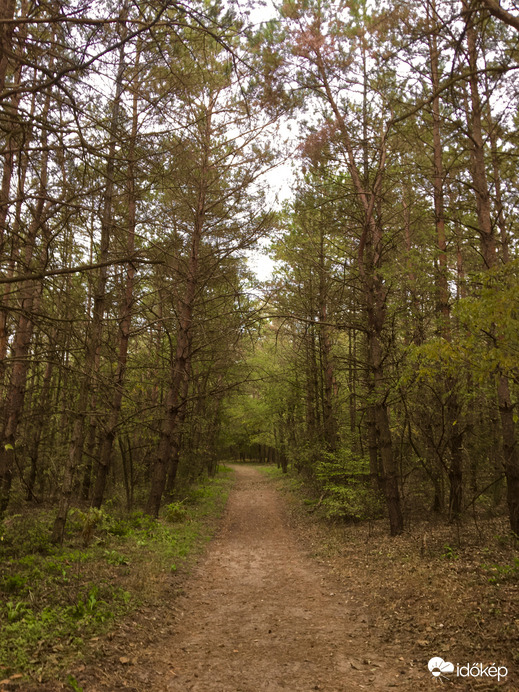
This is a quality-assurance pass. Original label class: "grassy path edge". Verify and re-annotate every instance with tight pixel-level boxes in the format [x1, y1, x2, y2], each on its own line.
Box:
[0, 466, 235, 689]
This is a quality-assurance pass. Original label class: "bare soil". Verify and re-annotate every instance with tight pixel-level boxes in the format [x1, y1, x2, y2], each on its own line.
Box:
[16, 464, 517, 691]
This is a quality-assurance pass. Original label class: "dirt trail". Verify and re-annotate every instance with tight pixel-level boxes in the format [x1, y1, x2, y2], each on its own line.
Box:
[83, 465, 430, 691]
[121, 465, 428, 691]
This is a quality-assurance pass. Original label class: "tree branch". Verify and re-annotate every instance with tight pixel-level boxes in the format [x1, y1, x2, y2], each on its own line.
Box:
[478, 0, 519, 32]
[0, 256, 163, 284]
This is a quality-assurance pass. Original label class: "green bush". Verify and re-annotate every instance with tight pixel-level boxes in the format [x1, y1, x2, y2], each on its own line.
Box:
[163, 502, 188, 523]
[315, 448, 381, 520]
[1, 574, 27, 594]
[0, 514, 55, 559]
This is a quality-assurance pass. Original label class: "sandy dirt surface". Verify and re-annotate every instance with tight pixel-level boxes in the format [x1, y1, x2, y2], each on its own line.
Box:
[73, 465, 434, 691]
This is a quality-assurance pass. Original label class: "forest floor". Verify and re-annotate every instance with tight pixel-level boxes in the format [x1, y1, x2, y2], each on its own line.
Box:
[11, 464, 518, 691]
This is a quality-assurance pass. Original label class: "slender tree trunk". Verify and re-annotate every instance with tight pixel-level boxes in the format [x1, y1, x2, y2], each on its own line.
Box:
[0, 0, 16, 98]
[483, 66, 510, 263]
[428, 0, 450, 332]
[305, 328, 317, 442]
[146, 283, 196, 517]
[312, 44, 403, 535]
[348, 323, 357, 440]
[26, 348, 55, 501]
[402, 189, 422, 345]
[464, 3, 519, 534]
[0, 82, 52, 516]
[367, 406, 383, 494]
[464, 1, 495, 267]
[146, 98, 214, 517]
[318, 230, 337, 451]
[51, 28, 127, 543]
[91, 40, 140, 509]
[164, 376, 189, 497]
[0, 81, 35, 403]
[429, 1, 464, 518]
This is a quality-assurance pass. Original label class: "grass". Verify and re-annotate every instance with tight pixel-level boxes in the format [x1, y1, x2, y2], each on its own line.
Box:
[258, 463, 304, 490]
[0, 466, 234, 686]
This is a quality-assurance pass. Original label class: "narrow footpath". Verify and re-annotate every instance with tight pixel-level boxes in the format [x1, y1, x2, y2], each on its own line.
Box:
[81, 465, 431, 691]
[119, 465, 430, 691]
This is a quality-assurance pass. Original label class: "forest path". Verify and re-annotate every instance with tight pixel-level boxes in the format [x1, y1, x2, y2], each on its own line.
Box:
[84, 465, 428, 691]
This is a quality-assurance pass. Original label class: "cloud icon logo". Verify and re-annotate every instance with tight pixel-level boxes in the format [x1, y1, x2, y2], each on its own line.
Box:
[428, 657, 455, 677]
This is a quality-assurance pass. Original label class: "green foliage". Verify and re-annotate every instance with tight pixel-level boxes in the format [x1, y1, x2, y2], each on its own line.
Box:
[259, 465, 285, 479]
[104, 519, 130, 537]
[1, 574, 27, 594]
[0, 469, 233, 683]
[403, 338, 464, 385]
[69, 508, 108, 546]
[441, 544, 459, 561]
[5, 599, 30, 622]
[126, 511, 157, 531]
[163, 501, 188, 523]
[66, 674, 84, 692]
[291, 442, 321, 475]
[103, 550, 130, 566]
[483, 557, 519, 585]
[0, 584, 130, 673]
[0, 514, 54, 559]
[70, 585, 102, 619]
[314, 449, 381, 521]
[455, 262, 519, 382]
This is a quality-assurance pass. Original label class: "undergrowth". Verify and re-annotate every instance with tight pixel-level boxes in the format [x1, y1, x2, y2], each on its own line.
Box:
[0, 466, 233, 686]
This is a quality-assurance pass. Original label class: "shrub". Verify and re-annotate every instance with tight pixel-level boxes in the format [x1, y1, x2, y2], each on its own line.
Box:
[1, 574, 27, 595]
[163, 502, 188, 523]
[315, 448, 381, 521]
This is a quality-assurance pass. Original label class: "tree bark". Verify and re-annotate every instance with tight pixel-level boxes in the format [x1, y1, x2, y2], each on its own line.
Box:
[429, 0, 464, 518]
[91, 39, 140, 509]
[51, 25, 127, 543]
[318, 228, 337, 451]
[312, 42, 403, 535]
[0, 0, 17, 98]
[464, 2, 519, 534]
[0, 83, 51, 517]
[146, 97, 214, 517]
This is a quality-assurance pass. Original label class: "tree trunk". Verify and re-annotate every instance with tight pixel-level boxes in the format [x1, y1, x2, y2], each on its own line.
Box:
[26, 351, 55, 501]
[146, 97, 214, 516]
[91, 39, 140, 509]
[0, 0, 17, 97]
[464, 2, 519, 534]
[318, 225, 338, 451]
[51, 27, 127, 543]
[312, 43, 403, 535]
[429, 1, 464, 519]
[0, 86, 51, 516]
